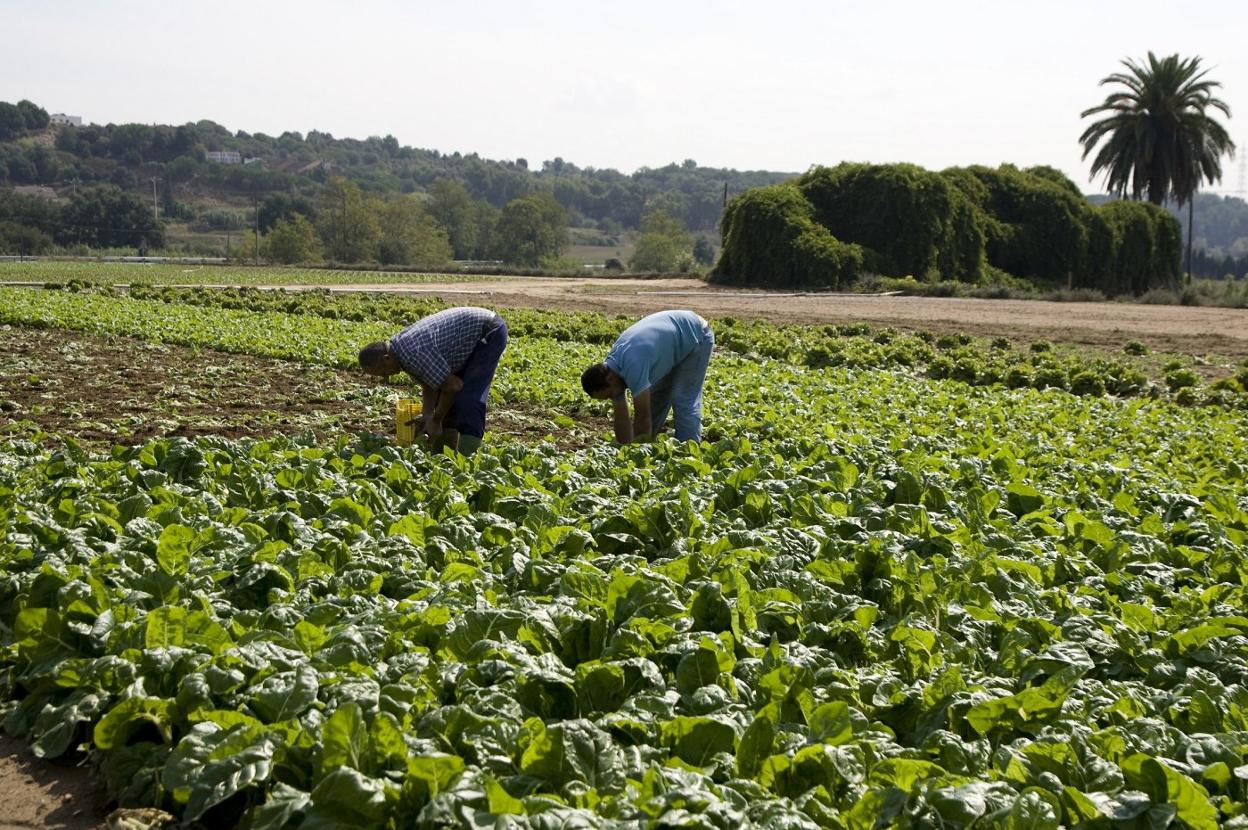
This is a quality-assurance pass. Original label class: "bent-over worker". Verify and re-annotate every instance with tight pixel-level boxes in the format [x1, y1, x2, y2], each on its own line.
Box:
[359, 306, 508, 455]
[580, 309, 714, 444]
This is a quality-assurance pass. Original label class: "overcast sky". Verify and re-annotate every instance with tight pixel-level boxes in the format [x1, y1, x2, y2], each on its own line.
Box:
[2, 0, 1245, 195]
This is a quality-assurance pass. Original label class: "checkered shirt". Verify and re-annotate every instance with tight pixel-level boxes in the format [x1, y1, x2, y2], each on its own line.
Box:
[389, 307, 499, 388]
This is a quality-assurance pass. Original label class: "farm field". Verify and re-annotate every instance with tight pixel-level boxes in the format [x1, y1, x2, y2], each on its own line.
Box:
[3, 261, 1245, 361]
[1, 267, 1247, 829]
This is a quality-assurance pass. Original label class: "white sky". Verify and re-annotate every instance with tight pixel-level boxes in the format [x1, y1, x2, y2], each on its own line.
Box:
[2, 0, 1246, 195]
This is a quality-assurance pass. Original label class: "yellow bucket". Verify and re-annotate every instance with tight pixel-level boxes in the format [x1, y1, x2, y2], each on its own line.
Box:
[395, 398, 423, 446]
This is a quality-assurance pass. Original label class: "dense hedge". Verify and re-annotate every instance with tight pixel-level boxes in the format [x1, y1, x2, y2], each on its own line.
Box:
[712, 163, 1182, 294]
[796, 163, 984, 281]
[1097, 200, 1182, 294]
[943, 165, 1088, 283]
[711, 184, 863, 288]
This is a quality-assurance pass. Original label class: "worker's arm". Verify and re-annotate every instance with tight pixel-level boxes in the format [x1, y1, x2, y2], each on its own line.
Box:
[630, 388, 652, 442]
[423, 375, 464, 439]
[611, 396, 632, 444]
[418, 384, 438, 429]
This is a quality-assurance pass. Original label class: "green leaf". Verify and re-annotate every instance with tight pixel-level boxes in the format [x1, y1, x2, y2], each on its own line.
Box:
[737, 704, 777, 779]
[156, 523, 194, 575]
[248, 664, 319, 723]
[307, 766, 389, 826]
[807, 701, 852, 746]
[660, 716, 737, 766]
[319, 701, 367, 775]
[520, 719, 625, 793]
[1121, 754, 1217, 830]
[93, 697, 172, 750]
[1005, 483, 1043, 517]
[163, 723, 282, 821]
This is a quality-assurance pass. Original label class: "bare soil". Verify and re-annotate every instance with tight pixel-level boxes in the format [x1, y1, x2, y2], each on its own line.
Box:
[303, 276, 1248, 359]
[0, 327, 596, 453]
[0, 735, 105, 830]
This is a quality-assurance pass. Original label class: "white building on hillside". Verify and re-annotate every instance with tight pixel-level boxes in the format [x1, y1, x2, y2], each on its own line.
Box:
[205, 150, 242, 164]
[50, 113, 82, 126]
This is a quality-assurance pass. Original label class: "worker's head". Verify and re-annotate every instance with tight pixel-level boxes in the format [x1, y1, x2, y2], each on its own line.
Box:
[359, 341, 401, 377]
[581, 363, 625, 400]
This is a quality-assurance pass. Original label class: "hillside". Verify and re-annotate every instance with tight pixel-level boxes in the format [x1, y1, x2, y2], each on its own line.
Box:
[0, 99, 792, 237]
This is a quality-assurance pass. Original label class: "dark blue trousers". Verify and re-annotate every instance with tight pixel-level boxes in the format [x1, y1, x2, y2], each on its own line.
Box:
[447, 316, 507, 438]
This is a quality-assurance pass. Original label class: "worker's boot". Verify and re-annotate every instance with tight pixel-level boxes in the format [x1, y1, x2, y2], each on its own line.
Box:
[458, 434, 482, 456]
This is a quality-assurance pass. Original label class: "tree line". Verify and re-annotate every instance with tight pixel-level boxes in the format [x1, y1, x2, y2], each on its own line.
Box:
[0, 100, 790, 236]
[0, 174, 711, 271]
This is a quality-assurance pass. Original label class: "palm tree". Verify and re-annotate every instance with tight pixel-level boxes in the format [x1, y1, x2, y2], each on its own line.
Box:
[1079, 52, 1235, 277]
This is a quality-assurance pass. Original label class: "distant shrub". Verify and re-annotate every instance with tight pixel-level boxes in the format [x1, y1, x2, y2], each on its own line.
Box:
[800, 163, 984, 281]
[712, 184, 863, 288]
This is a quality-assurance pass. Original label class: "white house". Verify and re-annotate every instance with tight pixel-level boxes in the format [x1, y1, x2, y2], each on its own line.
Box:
[50, 113, 82, 126]
[205, 150, 242, 164]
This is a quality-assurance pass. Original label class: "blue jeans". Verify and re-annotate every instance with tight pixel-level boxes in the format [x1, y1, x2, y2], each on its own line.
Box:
[649, 322, 714, 441]
[447, 316, 507, 438]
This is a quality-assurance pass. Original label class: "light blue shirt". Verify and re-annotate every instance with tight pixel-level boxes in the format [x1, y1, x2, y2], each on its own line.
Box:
[604, 310, 708, 396]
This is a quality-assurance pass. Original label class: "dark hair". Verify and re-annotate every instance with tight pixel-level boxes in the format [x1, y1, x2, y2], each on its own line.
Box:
[358, 341, 390, 369]
[581, 363, 613, 396]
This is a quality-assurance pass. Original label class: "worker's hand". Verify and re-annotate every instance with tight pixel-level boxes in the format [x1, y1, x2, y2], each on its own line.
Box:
[421, 417, 443, 442]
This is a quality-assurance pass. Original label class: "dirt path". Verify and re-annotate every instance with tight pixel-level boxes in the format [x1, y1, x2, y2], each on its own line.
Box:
[287, 277, 1248, 359]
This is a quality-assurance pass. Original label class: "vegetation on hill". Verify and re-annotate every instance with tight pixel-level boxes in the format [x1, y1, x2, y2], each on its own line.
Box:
[2, 97, 1244, 280]
[0, 100, 789, 238]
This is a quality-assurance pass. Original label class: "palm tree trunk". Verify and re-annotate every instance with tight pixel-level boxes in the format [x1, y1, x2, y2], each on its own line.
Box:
[1185, 198, 1194, 286]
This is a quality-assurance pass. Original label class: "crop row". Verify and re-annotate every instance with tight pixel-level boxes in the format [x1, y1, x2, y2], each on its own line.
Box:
[25, 282, 1248, 408]
[0, 261, 502, 286]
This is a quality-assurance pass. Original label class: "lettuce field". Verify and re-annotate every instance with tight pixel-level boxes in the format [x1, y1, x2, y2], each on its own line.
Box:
[1, 276, 1247, 829]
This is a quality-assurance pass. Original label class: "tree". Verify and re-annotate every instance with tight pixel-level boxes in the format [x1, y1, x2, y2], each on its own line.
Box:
[427, 178, 479, 259]
[376, 197, 453, 266]
[59, 185, 163, 250]
[629, 210, 694, 272]
[16, 100, 49, 131]
[265, 214, 323, 264]
[259, 192, 316, 233]
[1079, 52, 1236, 276]
[0, 102, 24, 140]
[692, 236, 716, 266]
[317, 176, 380, 262]
[494, 191, 567, 266]
[0, 221, 53, 255]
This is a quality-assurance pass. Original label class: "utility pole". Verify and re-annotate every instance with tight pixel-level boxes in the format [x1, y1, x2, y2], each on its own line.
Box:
[254, 192, 260, 265]
[150, 177, 160, 219]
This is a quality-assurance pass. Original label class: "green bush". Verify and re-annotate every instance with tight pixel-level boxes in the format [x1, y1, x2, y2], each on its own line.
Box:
[1096, 201, 1180, 294]
[942, 165, 1088, 284]
[799, 163, 984, 281]
[712, 161, 1180, 297]
[712, 184, 863, 288]
[0, 220, 52, 255]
